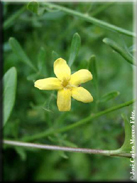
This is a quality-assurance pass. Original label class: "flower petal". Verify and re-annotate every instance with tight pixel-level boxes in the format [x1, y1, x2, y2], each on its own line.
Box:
[57, 89, 71, 111]
[54, 58, 71, 81]
[34, 77, 62, 90]
[70, 69, 93, 85]
[72, 87, 93, 103]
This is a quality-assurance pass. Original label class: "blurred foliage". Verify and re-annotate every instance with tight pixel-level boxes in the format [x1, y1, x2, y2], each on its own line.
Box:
[3, 67, 17, 126]
[3, 1, 134, 181]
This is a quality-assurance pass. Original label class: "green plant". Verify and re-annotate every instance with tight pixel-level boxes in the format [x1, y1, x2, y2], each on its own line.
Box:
[3, 1, 135, 181]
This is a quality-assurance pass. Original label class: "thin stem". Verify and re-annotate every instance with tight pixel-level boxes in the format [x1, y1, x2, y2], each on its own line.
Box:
[53, 99, 135, 133]
[22, 99, 135, 142]
[3, 140, 131, 158]
[43, 3, 135, 37]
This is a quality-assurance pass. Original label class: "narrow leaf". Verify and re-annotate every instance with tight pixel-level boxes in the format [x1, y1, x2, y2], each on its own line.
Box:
[37, 7, 45, 16]
[61, 139, 78, 148]
[98, 91, 120, 103]
[58, 151, 68, 159]
[9, 37, 37, 71]
[3, 67, 17, 126]
[27, 1, 39, 14]
[52, 50, 59, 61]
[129, 45, 136, 53]
[120, 114, 132, 152]
[68, 33, 81, 67]
[27, 73, 40, 81]
[40, 11, 65, 20]
[88, 55, 98, 98]
[38, 47, 47, 76]
[110, 114, 133, 157]
[15, 147, 27, 161]
[103, 38, 134, 65]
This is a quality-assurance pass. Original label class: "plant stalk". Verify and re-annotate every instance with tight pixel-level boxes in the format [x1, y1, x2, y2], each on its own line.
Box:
[43, 3, 135, 37]
[22, 99, 135, 142]
[3, 140, 131, 158]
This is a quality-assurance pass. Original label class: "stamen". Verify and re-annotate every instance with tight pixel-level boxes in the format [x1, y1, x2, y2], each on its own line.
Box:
[62, 79, 69, 87]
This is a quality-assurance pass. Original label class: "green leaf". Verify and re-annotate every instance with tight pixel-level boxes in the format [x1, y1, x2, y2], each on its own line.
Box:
[37, 47, 47, 76]
[3, 67, 17, 126]
[37, 7, 45, 16]
[105, 113, 133, 158]
[68, 33, 81, 67]
[103, 38, 134, 65]
[27, 1, 39, 14]
[98, 91, 120, 103]
[61, 139, 78, 148]
[58, 151, 68, 159]
[27, 73, 40, 81]
[52, 50, 59, 61]
[88, 55, 98, 98]
[9, 37, 37, 71]
[120, 114, 132, 152]
[15, 147, 27, 161]
[129, 45, 135, 53]
[40, 11, 65, 20]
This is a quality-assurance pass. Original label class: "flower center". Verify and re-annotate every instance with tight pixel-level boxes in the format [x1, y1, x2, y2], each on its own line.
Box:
[62, 79, 69, 87]
[61, 79, 77, 90]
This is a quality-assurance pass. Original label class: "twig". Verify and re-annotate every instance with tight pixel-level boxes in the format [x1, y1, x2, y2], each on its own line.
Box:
[22, 99, 135, 142]
[3, 140, 131, 158]
[44, 2, 135, 37]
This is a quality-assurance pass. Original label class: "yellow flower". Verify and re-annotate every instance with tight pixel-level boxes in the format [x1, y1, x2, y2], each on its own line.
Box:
[34, 58, 93, 111]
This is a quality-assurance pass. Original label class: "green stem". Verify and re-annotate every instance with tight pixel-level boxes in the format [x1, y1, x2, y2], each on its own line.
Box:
[4, 6, 26, 29]
[43, 3, 135, 37]
[109, 149, 131, 158]
[22, 99, 135, 142]
[3, 140, 131, 158]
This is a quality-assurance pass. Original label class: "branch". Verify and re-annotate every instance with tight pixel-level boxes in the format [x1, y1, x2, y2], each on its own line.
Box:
[43, 3, 135, 37]
[3, 140, 131, 158]
[22, 99, 135, 142]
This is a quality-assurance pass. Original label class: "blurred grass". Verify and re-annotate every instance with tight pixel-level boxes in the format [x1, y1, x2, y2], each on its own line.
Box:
[3, 2, 133, 181]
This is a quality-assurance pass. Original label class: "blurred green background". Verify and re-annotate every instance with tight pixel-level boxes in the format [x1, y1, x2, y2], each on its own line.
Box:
[3, 2, 134, 181]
